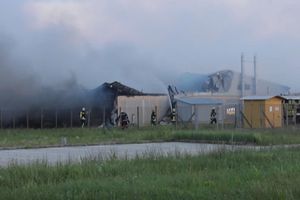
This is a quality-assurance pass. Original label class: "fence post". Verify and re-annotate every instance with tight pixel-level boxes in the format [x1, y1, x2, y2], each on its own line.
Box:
[237, 103, 242, 128]
[12, 110, 15, 129]
[155, 106, 158, 123]
[286, 104, 289, 127]
[55, 109, 58, 128]
[234, 104, 237, 128]
[221, 105, 224, 130]
[26, 110, 29, 129]
[194, 105, 199, 130]
[103, 107, 106, 126]
[41, 108, 43, 129]
[175, 103, 178, 130]
[137, 106, 140, 128]
[88, 108, 91, 128]
[294, 105, 297, 126]
[0, 108, 2, 129]
[70, 109, 73, 128]
[216, 106, 219, 130]
[240, 103, 243, 128]
[259, 104, 263, 128]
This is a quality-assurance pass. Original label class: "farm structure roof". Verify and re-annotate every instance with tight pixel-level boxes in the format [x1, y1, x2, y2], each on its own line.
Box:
[175, 97, 223, 105]
[241, 95, 285, 101]
[93, 81, 145, 96]
[280, 96, 300, 100]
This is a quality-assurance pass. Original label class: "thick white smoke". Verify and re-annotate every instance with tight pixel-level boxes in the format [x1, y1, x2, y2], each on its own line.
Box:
[1, 0, 300, 107]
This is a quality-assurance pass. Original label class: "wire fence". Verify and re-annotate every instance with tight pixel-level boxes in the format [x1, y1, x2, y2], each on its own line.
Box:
[1, 103, 300, 129]
[0, 108, 102, 129]
[0, 104, 169, 129]
[175, 103, 300, 130]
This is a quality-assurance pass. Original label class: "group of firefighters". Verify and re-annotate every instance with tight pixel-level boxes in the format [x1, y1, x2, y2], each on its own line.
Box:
[80, 107, 132, 129]
[79, 107, 217, 128]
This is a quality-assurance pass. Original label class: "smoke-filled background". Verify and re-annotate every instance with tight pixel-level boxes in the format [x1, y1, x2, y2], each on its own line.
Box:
[1, 0, 300, 108]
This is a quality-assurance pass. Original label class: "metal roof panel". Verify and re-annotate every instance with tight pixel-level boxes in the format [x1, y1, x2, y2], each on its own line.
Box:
[175, 97, 223, 105]
[281, 96, 300, 100]
[241, 95, 285, 100]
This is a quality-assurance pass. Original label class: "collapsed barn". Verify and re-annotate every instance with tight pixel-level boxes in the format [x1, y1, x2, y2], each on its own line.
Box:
[89, 81, 169, 127]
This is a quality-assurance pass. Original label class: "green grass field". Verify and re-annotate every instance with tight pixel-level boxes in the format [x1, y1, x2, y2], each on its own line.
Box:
[0, 147, 300, 199]
[0, 127, 300, 148]
[1, 127, 300, 199]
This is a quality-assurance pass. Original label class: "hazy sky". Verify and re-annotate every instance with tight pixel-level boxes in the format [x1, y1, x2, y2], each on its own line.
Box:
[1, 0, 300, 92]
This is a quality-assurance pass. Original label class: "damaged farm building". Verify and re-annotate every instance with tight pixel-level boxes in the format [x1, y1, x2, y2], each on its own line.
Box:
[0, 68, 296, 129]
[169, 69, 290, 110]
[172, 70, 290, 96]
[169, 69, 292, 128]
[0, 81, 169, 128]
[89, 81, 169, 127]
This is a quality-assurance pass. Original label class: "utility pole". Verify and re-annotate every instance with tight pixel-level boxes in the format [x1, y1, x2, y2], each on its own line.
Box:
[253, 55, 257, 95]
[241, 53, 245, 98]
[239, 53, 257, 129]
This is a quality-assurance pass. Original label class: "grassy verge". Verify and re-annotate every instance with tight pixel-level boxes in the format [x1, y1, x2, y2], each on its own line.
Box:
[0, 127, 300, 148]
[0, 148, 300, 199]
[0, 127, 173, 148]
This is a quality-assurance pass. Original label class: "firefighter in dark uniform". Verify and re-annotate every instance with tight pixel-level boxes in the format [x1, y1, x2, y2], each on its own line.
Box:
[210, 107, 217, 124]
[117, 112, 129, 129]
[170, 108, 176, 124]
[80, 107, 87, 128]
[151, 110, 157, 126]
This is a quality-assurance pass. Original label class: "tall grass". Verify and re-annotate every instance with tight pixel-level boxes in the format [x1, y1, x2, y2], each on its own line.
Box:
[0, 127, 300, 148]
[0, 148, 300, 199]
[173, 130, 258, 144]
[0, 127, 174, 148]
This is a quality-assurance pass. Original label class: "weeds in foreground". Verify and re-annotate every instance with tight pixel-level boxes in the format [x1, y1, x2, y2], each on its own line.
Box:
[0, 148, 300, 199]
[0, 127, 300, 148]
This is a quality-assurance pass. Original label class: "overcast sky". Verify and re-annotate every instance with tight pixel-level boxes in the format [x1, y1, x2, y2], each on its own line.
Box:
[1, 0, 300, 92]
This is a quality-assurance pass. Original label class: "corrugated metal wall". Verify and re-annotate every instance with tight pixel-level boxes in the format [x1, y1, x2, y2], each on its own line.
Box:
[177, 102, 225, 125]
[117, 95, 170, 126]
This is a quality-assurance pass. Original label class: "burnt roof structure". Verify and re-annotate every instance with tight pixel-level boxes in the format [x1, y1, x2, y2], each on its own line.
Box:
[89, 81, 144, 105]
[101, 81, 144, 96]
[88, 81, 145, 110]
[171, 70, 290, 96]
